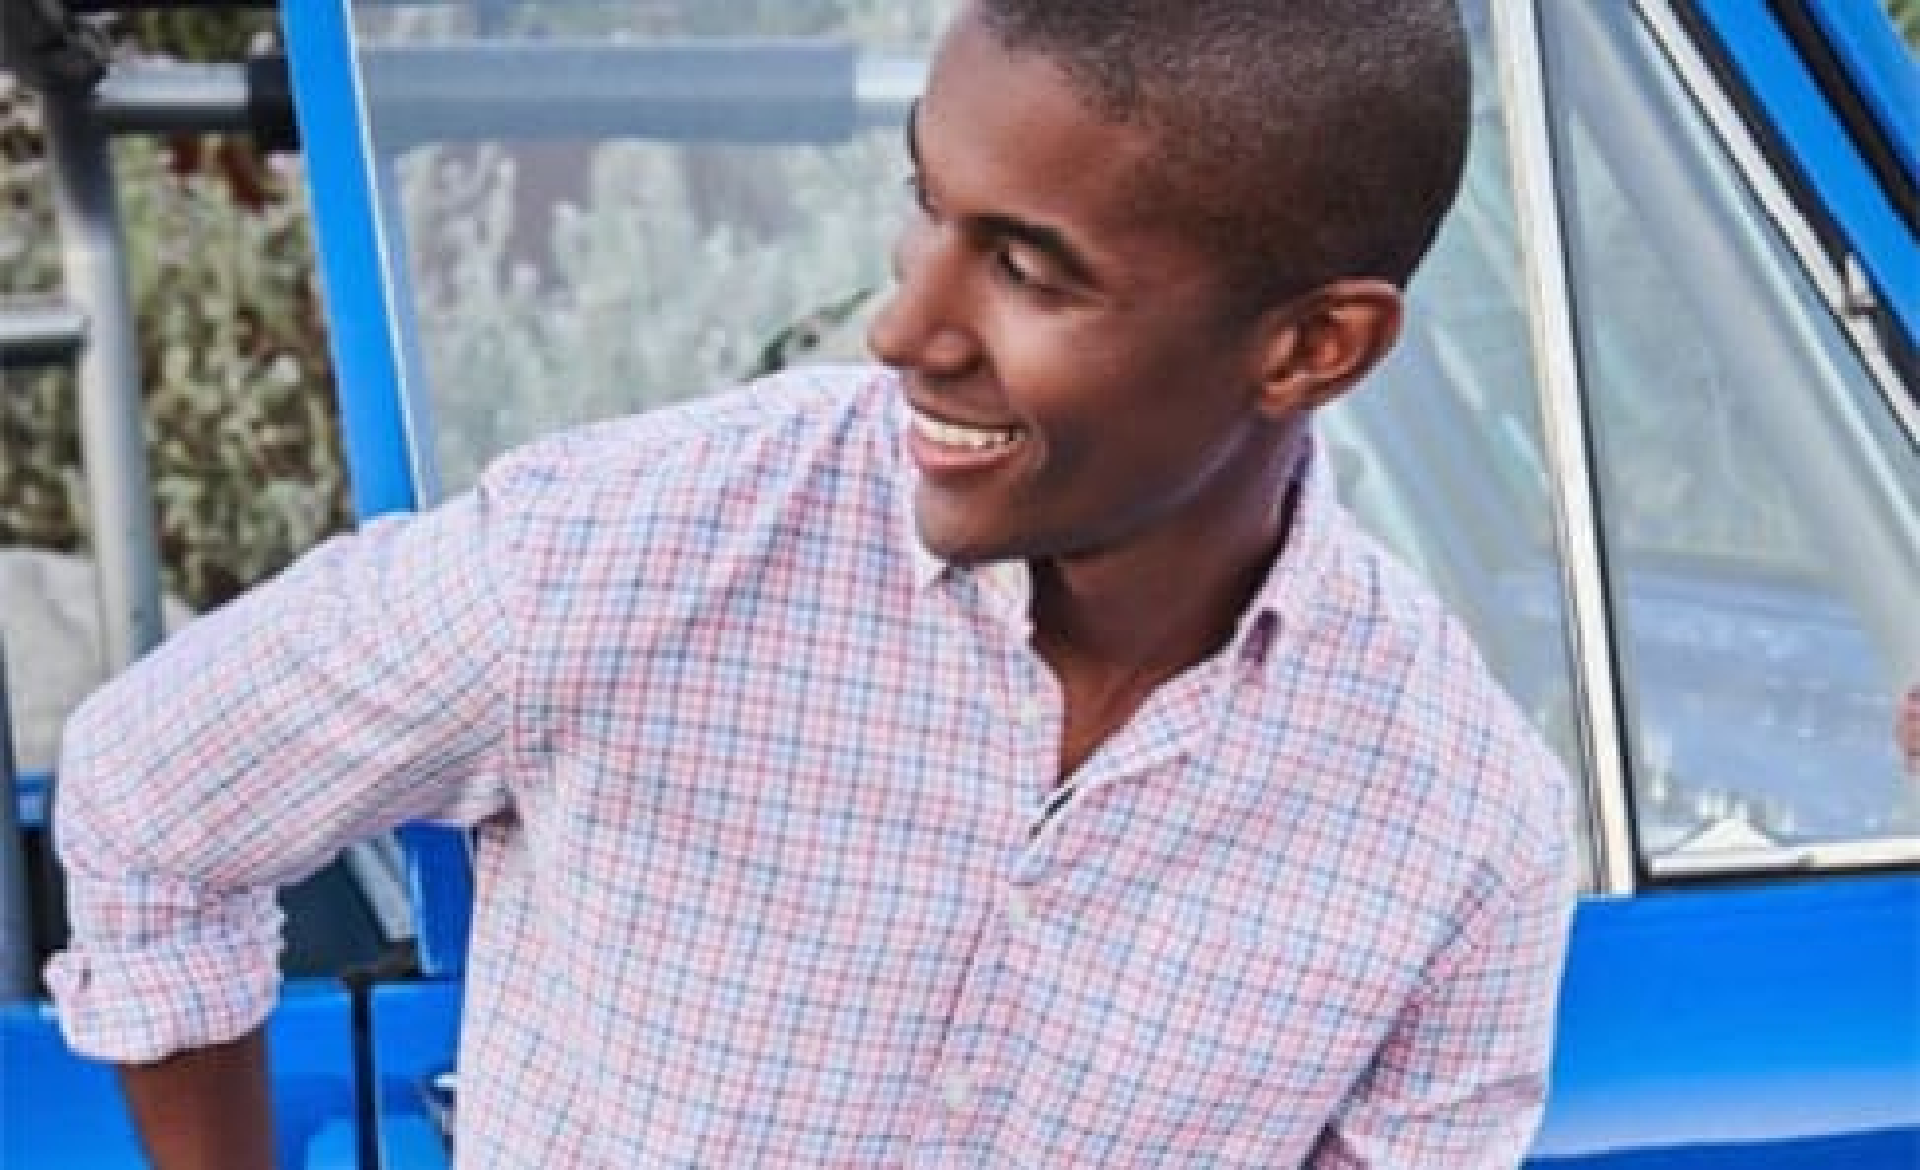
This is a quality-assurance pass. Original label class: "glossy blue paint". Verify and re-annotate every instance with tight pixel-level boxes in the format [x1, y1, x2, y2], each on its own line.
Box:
[0, 980, 360, 1169]
[1532, 1129, 1920, 1169]
[1529, 873, 1920, 1165]
[1806, 0, 1920, 184]
[13, 769, 48, 829]
[260, 882, 1920, 1169]
[280, 0, 412, 525]
[282, 0, 475, 980]
[1690, 0, 1920, 343]
[367, 979, 463, 1170]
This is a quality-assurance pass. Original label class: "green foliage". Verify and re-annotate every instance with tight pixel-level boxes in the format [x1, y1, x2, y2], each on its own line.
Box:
[0, 78, 80, 554]
[1890, 0, 1920, 46]
[370, 0, 952, 490]
[1, 15, 348, 611]
[124, 9, 278, 62]
[396, 134, 903, 489]
[117, 138, 349, 605]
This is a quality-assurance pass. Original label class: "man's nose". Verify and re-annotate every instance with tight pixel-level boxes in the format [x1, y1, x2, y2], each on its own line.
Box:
[867, 227, 976, 374]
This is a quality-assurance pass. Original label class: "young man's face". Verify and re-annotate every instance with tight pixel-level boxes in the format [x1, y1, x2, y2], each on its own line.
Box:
[867, 7, 1297, 571]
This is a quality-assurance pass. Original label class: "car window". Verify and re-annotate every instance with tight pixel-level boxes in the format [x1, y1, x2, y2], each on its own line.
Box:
[1540, 0, 1920, 871]
[349, 0, 952, 497]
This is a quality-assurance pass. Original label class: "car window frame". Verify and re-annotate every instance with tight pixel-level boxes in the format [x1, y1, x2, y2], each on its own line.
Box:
[1518, 0, 1920, 887]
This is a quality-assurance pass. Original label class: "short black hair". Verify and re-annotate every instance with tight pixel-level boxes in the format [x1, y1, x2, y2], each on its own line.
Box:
[976, 0, 1472, 311]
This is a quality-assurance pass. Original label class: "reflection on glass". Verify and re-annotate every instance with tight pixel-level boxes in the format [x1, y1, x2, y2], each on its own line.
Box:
[349, 0, 954, 492]
[1543, 2, 1920, 862]
[389, 132, 908, 487]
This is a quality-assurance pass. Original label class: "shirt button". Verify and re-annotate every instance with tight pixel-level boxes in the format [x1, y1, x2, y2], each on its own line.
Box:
[1003, 887, 1035, 935]
[941, 1066, 976, 1112]
[1016, 697, 1048, 726]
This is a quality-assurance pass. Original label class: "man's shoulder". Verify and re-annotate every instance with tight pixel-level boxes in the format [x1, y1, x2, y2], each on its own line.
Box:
[469, 364, 910, 603]
[485, 364, 896, 498]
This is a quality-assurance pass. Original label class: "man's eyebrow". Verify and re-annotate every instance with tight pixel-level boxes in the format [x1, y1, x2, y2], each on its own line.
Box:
[904, 99, 1099, 288]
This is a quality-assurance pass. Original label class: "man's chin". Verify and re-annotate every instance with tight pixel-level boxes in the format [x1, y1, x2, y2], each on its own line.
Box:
[912, 496, 1014, 568]
[916, 528, 998, 569]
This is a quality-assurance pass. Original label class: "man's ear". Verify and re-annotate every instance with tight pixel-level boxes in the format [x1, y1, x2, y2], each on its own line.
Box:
[1254, 279, 1404, 418]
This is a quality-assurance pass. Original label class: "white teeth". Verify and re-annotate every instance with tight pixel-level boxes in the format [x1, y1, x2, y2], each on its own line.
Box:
[910, 407, 1023, 452]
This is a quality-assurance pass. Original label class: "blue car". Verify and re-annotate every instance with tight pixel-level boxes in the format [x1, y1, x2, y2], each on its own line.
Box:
[4, 0, 1916, 1165]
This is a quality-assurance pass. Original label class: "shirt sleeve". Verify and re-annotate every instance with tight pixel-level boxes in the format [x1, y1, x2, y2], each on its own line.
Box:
[46, 473, 524, 1064]
[1307, 839, 1578, 1169]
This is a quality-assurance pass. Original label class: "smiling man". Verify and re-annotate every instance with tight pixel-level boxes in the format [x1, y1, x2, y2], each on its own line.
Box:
[51, 2, 1575, 1167]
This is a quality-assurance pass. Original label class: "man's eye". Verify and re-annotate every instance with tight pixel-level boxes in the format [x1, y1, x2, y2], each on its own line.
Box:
[995, 249, 1035, 286]
[996, 249, 1063, 298]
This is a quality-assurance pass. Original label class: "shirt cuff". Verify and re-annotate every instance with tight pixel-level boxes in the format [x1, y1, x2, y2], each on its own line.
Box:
[45, 880, 284, 1065]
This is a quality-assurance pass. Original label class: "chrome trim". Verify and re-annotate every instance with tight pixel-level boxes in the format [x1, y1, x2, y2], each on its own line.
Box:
[1650, 837, 1920, 878]
[1492, 0, 1638, 895]
[344, 838, 417, 942]
[0, 301, 86, 368]
[93, 63, 251, 136]
[856, 55, 927, 127]
[1637, 0, 1919, 447]
[372, 159, 446, 507]
[43, 80, 166, 674]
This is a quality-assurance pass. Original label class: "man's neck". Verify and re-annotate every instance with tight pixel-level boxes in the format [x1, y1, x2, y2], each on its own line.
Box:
[1024, 449, 1305, 785]
[1029, 443, 1308, 693]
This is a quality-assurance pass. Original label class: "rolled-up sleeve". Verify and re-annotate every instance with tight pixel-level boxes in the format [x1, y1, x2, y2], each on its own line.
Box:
[47, 470, 526, 1063]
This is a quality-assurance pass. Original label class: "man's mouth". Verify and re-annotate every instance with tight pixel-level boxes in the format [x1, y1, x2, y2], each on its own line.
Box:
[908, 404, 1026, 457]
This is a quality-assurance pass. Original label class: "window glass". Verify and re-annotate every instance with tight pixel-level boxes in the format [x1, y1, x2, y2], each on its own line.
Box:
[1541, 1, 1920, 866]
[349, 1, 953, 494]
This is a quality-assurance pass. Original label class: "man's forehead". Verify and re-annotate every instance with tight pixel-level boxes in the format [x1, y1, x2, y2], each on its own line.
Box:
[927, 66, 1212, 237]
[915, 22, 1158, 208]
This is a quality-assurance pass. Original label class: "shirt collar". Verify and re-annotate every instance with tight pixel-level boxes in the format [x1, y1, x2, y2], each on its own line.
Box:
[1229, 437, 1337, 670]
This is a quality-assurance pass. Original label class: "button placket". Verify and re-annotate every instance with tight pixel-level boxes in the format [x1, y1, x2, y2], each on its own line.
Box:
[915, 871, 1026, 1146]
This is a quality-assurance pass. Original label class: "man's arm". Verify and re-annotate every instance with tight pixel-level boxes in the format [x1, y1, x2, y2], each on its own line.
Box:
[120, 1029, 273, 1170]
[47, 470, 533, 1155]
[1309, 842, 1578, 1169]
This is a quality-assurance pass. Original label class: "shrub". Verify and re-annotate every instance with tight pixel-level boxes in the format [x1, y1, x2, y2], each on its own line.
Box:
[1, 12, 348, 611]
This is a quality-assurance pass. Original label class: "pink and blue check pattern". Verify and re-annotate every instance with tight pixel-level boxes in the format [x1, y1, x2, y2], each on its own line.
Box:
[51, 366, 1575, 1166]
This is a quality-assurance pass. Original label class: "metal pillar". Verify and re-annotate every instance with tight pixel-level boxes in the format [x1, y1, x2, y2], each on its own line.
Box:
[94, 62, 253, 134]
[0, 649, 36, 1002]
[40, 80, 166, 673]
[0, 303, 87, 370]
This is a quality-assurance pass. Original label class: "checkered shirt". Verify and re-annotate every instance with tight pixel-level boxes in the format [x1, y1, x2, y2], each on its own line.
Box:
[51, 365, 1576, 1167]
